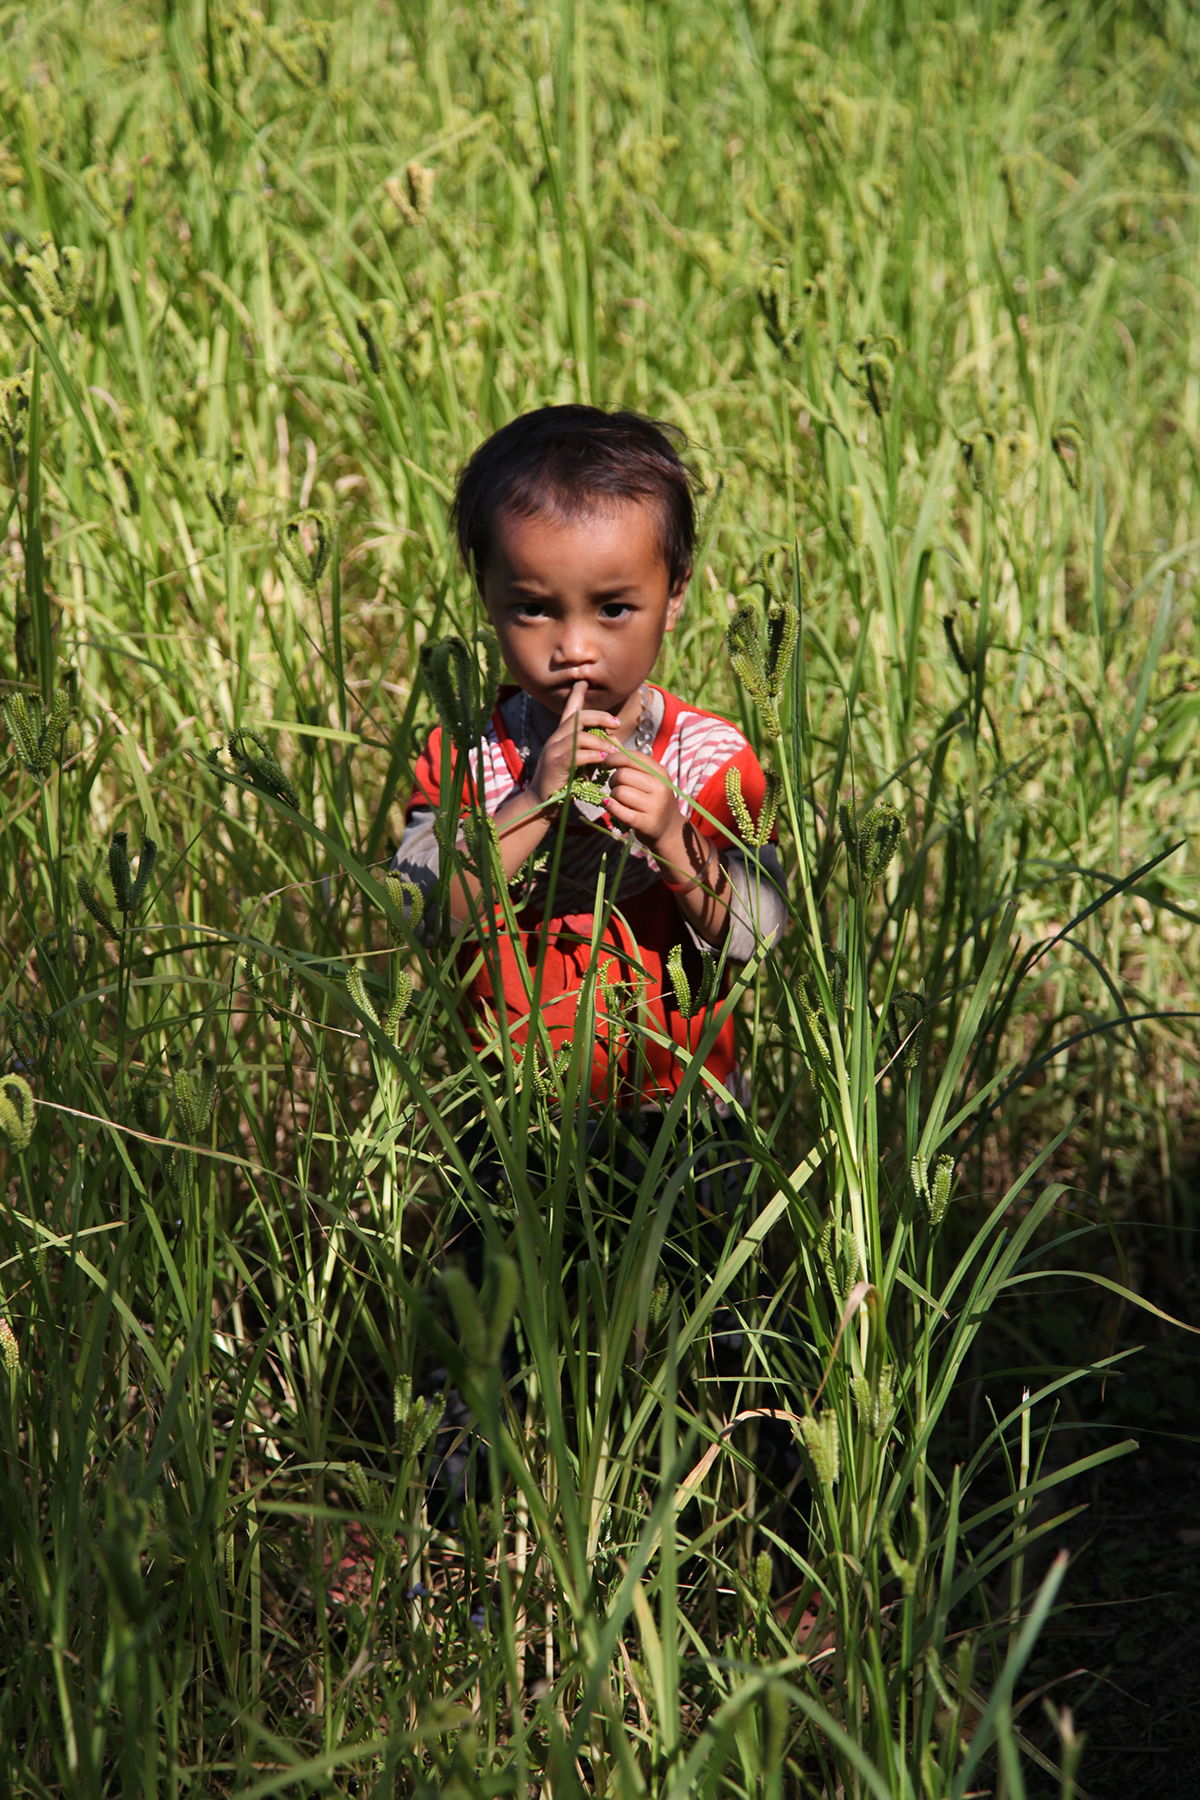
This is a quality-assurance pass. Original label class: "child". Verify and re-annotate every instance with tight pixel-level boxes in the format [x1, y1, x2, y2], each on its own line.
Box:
[394, 406, 786, 1106]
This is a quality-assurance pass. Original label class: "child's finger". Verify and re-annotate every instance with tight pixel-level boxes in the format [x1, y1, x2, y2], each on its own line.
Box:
[605, 747, 672, 781]
[561, 679, 589, 720]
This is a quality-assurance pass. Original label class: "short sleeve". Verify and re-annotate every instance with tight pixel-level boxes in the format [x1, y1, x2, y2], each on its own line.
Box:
[407, 726, 445, 817]
[688, 743, 777, 849]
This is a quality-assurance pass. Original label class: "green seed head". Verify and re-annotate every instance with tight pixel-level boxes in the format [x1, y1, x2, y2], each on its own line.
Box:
[403, 1392, 444, 1458]
[0, 1316, 18, 1377]
[895, 1497, 927, 1595]
[2, 687, 72, 778]
[961, 427, 996, 496]
[888, 990, 926, 1069]
[76, 876, 115, 940]
[568, 776, 609, 806]
[420, 631, 501, 756]
[108, 830, 133, 913]
[393, 1376, 411, 1426]
[1000, 152, 1043, 223]
[386, 970, 412, 1039]
[227, 729, 300, 811]
[943, 600, 983, 677]
[278, 508, 334, 594]
[0, 1074, 35, 1152]
[727, 584, 798, 740]
[386, 159, 435, 225]
[20, 237, 84, 319]
[798, 1410, 840, 1486]
[726, 765, 780, 847]
[753, 1549, 773, 1604]
[841, 484, 866, 550]
[384, 872, 424, 941]
[345, 965, 379, 1028]
[343, 1463, 373, 1515]
[851, 1363, 898, 1440]
[836, 333, 900, 415]
[1052, 418, 1084, 491]
[756, 259, 812, 363]
[839, 800, 903, 884]
[911, 1152, 955, 1226]
[0, 372, 32, 460]
[665, 940, 692, 1019]
[199, 456, 247, 529]
[649, 1275, 670, 1328]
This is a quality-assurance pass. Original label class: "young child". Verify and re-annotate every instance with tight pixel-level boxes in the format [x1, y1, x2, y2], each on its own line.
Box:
[394, 406, 786, 1106]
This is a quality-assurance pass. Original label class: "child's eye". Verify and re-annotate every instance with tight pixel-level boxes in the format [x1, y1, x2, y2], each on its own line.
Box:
[514, 602, 547, 619]
[599, 602, 631, 620]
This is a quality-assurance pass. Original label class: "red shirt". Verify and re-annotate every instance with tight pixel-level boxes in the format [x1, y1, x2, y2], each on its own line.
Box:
[407, 685, 776, 1104]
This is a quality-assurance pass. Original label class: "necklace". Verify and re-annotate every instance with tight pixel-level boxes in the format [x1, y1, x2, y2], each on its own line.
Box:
[517, 684, 656, 771]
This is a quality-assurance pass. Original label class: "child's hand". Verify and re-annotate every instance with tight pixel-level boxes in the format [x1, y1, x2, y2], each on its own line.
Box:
[528, 679, 621, 806]
[602, 744, 683, 849]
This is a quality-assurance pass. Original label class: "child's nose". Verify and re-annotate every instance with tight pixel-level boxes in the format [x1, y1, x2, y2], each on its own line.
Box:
[553, 622, 597, 667]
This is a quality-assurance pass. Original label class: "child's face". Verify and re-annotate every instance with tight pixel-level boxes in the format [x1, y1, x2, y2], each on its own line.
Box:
[480, 500, 687, 719]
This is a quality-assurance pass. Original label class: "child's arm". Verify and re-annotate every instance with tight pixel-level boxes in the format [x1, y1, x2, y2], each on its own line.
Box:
[602, 747, 733, 946]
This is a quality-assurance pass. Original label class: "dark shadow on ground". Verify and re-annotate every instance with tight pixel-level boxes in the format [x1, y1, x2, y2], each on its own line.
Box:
[1021, 1278, 1200, 1797]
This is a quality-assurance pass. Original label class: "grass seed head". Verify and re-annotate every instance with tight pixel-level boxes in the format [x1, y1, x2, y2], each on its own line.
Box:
[724, 765, 781, 845]
[726, 581, 798, 739]
[386, 160, 435, 225]
[76, 876, 115, 939]
[911, 1152, 955, 1226]
[836, 334, 900, 416]
[888, 990, 926, 1069]
[757, 259, 813, 362]
[384, 872, 424, 941]
[943, 599, 985, 677]
[839, 801, 903, 884]
[0, 1074, 35, 1152]
[961, 426, 996, 496]
[420, 630, 501, 756]
[401, 1391, 444, 1458]
[1052, 418, 1085, 490]
[2, 687, 72, 778]
[0, 1315, 18, 1377]
[881, 1496, 927, 1595]
[386, 971, 412, 1039]
[19, 236, 84, 319]
[198, 456, 247, 528]
[345, 965, 378, 1028]
[1000, 151, 1043, 222]
[227, 729, 300, 811]
[851, 1363, 898, 1439]
[278, 508, 334, 594]
[0, 371, 32, 462]
[798, 1410, 840, 1486]
[841, 483, 866, 549]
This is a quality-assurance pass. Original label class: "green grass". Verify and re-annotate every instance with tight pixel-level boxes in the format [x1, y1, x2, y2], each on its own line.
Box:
[1, 0, 1198, 1793]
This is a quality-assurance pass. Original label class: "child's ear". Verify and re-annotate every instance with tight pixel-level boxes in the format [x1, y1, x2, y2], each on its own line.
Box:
[665, 565, 691, 630]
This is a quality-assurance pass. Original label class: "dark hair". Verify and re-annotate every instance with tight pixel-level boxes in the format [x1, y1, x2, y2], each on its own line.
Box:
[452, 405, 695, 591]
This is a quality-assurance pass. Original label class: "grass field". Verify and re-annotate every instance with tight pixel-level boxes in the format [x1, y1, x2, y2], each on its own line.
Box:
[1, 0, 1199, 1794]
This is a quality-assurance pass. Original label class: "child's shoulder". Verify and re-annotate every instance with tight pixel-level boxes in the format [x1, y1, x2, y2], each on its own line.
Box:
[653, 685, 760, 788]
[409, 692, 522, 813]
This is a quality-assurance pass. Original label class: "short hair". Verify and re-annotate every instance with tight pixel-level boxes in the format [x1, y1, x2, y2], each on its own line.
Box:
[453, 405, 696, 591]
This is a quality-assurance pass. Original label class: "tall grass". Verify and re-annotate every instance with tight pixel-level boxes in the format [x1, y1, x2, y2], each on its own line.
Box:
[1, 0, 1198, 1793]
